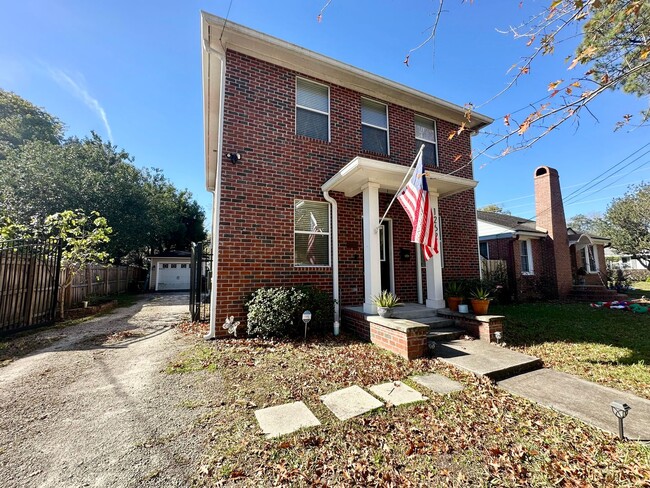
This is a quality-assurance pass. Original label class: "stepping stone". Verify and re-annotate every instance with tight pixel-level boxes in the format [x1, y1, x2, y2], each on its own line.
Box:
[411, 373, 464, 394]
[255, 401, 320, 438]
[321, 385, 383, 420]
[369, 381, 428, 406]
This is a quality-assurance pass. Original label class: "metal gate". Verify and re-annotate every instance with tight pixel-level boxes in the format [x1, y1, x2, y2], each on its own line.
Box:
[0, 238, 62, 335]
[189, 241, 212, 322]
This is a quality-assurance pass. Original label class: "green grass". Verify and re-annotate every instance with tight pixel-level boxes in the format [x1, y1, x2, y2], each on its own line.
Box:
[169, 334, 650, 486]
[491, 301, 650, 398]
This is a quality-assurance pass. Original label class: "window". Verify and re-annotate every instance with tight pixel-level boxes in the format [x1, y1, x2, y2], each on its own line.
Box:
[479, 242, 489, 259]
[294, 200, 330, 266]
[296, 78, 329, 141]
[580, 245, 599, 272]
[415, 115, 438, 166]
[520, 240, 533, 274]
[171, 264, 177, 269]
[361, 98, 388, 154]
[180, 264, 187, 269]
[161, 263, 169, 269]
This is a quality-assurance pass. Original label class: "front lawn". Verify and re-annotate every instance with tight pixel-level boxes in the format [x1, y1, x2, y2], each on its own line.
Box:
[492, 302, 650, 399]
[170, 331, 649, 486]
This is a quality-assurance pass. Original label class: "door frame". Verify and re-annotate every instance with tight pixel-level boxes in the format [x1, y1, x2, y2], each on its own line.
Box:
[379, 218, 395, 293]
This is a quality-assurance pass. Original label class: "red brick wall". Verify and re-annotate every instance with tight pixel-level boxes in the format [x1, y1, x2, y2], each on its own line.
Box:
[216, 49, 478, 325]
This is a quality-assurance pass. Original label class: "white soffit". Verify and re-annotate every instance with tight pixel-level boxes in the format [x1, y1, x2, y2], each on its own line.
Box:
[322, 157, 477, 198]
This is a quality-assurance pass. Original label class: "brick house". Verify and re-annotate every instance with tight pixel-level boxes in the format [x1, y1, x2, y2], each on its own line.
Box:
[477, 166, 613, 301]
[201, 13, 493, 338]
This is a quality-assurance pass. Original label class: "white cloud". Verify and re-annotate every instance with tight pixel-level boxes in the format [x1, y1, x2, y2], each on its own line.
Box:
[47, 67, 113, 143]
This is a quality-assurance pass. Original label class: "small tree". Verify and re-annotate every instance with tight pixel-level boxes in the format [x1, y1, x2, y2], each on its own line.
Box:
[43, 210, 112, 317]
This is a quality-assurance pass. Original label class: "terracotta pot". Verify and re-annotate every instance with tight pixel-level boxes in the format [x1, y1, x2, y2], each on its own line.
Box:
[471, 299, 490, 315]
[447, 296, 462, 312]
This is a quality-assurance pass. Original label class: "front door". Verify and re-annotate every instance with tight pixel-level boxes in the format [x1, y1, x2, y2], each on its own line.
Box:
[379, 220, 393, 292]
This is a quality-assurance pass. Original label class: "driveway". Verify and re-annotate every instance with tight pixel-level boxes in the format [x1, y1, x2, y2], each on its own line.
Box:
[0, 294, 221, 487]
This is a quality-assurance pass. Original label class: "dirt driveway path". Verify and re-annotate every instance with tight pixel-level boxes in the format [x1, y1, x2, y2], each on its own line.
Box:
[0, 294, 221, 487]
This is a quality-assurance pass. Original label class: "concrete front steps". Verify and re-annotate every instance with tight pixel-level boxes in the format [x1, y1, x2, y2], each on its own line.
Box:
[568, 285, 628, 302]
[391, 305, 465, 342]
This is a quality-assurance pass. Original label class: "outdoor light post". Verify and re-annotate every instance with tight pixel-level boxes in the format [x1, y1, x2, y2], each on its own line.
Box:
[302, 310, 312, 341]
[610, 401, 631, 441]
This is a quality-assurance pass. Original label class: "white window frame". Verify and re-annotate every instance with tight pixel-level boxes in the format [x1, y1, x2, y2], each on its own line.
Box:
[294, 199, 331, 267]
[520, 239, 534, 275]
[415, 115, 439, 167]
[295, 77, 330, 142]
[361, 97, 389, 155]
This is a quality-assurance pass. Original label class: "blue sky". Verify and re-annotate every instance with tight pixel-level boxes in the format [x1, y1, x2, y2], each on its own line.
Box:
[1, 0, 647, 224]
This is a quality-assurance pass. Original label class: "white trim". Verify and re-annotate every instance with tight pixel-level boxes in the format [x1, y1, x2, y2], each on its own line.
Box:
[415, 115, 439, 167]
[361, 97, 389, 156]
[293, 199, 331, 267]
[520, 239, 534, 275]
[295, 76, 330, 142]
[380, 218, 396, 294]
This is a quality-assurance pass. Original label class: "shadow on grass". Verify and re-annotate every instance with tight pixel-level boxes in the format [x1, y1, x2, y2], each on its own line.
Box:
[491, 302, 650, 365]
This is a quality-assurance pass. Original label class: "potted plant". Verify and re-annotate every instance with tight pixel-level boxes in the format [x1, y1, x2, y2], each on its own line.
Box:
[372, 290, 402, 318]
[470, 286, 493, 315]
[445, 281, 464, 312]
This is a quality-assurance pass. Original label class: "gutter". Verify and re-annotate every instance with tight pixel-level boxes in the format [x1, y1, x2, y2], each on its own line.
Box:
[203, 34, 227, 340]
[322, 191, 340, 331]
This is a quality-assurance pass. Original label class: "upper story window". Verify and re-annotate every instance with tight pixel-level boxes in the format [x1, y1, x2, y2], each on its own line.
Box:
[294, 200, 331, 267]
[296, 78, 329, 142]
[415, 115, 438, 166]
[361, 98, 389, 155]
[520, 239, 533, 275]
[479, 242, 489, 259]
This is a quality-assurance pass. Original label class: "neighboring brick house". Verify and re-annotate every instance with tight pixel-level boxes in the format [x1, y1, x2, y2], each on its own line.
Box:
[477, 166, 611, 301]
[201, 13, 493, 337]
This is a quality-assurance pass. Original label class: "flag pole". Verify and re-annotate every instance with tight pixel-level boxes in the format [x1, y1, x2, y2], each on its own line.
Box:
[377, 144, 426, 231]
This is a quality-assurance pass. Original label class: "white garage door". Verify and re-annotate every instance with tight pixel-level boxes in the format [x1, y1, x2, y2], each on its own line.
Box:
[157, 262, 191, 291]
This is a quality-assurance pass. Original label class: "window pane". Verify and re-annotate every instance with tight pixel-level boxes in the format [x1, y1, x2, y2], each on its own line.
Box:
[420, 141, 438, 166]
[588, 246, 597, 271]
[479, 242, 488, 259]
[362, 125, 388, 154]
[361, 99, 387, 128]
[415, 116, 436, 142]
[520, 241, 530, 273]
[297, 78, 328, 112]
[296, 108, 328, 141]
[295, 200, 330, 233]
[295, 234, 329, 266]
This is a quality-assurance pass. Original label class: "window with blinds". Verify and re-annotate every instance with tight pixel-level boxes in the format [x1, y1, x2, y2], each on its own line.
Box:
[296, 78, 329, 141]
[361, 98, 388, 154]
[415, 115, 438, 167]
[294, 200, 330, 266]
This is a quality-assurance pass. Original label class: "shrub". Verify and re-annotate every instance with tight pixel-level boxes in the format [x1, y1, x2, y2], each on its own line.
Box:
[245, 285, 336, 338]
[245, 287, 306, 338]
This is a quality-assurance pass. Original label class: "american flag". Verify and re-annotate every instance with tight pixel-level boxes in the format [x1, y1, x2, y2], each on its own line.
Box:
[397, 151, 438, 260]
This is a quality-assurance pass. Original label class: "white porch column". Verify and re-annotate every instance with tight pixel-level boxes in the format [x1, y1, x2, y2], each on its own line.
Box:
[425, 193, 445, 308]
[362, 182, 382, 314]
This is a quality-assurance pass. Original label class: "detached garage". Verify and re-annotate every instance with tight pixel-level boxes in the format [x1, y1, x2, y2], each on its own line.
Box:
[149, 251, 192, 291]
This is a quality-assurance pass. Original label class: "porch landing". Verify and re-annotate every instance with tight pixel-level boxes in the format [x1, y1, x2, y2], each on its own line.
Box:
[341, 303, 505, 360]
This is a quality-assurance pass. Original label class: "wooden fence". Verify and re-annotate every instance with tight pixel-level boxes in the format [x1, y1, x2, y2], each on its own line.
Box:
[61, 264, 146, 309]
[481, 257, 508, 281]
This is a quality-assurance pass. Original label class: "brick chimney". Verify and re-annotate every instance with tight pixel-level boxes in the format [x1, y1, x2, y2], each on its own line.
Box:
[534, 166, 573, 297]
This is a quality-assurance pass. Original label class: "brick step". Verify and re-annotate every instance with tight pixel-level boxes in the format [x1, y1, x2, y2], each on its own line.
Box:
[427, 327, 465, 342]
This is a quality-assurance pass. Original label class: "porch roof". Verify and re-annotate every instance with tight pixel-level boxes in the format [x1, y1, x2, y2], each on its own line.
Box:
[321, 156, 478, 198]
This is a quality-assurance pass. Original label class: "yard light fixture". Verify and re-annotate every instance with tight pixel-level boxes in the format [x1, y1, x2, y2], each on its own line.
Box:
[494, 331, 502, 344]
[302, 310, 312, 341]
[610, 401, 631, 441]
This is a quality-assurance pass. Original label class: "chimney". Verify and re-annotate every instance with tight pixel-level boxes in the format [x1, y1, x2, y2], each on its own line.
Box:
[534, 166, 573, 297]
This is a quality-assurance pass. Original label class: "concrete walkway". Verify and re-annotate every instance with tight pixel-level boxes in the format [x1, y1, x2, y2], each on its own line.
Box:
[436, 338, 650, 441]
[500, 369, 650, 441]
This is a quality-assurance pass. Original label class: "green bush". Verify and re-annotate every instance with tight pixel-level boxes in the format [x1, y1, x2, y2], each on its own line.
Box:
[245, 285, 335, 338]
[245, 287, 306, 337]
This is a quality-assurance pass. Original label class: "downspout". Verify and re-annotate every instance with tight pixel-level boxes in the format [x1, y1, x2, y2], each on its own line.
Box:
[322, 191, 340, 331]
[204, 40, 226, 340]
